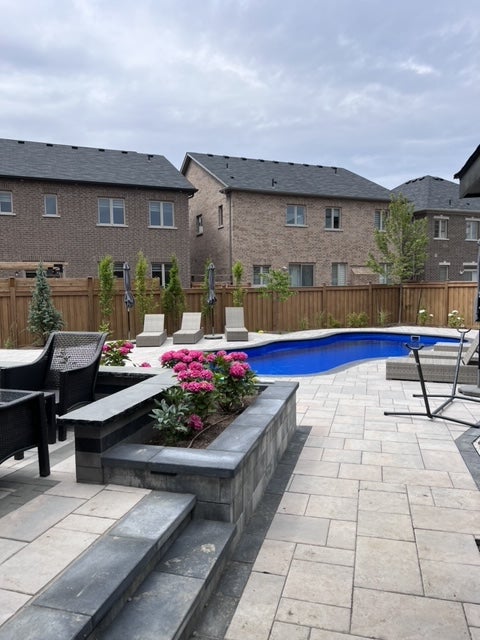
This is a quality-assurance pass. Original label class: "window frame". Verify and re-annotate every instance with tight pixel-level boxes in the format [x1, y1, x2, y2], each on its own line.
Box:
[289, 263, 314, 287]
[331, 262, 347, 286]
[439, 263, 449, 282]
[466, 218, 480, 241]
[374, 209, 388, 231]
[44, 194, 58, 217]
[152, 262, 172, 287]
[286, 204, 306, 227]
[149, 201, 175, 228]
[253, 265, 271, 287]
[218, 205, 224, 228]
[433, 217, 448, 240]
[325, 207, 341, 230]
[0, 191, 13, 215]
[98, 198, 126, 226]
[196, 214, 203, 235]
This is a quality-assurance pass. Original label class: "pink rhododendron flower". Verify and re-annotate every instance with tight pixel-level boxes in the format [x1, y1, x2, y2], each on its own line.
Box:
[140, 362, 152, 368]
[230, 363, 248, 378]
[173, 362, 187, 372]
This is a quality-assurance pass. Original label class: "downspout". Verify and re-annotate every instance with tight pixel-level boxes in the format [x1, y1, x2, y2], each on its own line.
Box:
[227, 191, 233, 284]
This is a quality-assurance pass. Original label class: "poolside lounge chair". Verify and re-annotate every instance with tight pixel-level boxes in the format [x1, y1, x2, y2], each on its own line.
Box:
[173, 312, 204, 344]
[135, 314, 167, 347]
[225, 307, 249, 341]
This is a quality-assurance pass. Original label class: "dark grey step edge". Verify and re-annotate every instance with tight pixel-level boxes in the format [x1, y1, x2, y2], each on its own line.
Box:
[0, 491, 196, 640]
[93, 518, 237, 640]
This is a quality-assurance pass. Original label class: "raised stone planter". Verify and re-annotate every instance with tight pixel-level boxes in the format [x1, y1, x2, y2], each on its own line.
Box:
[59, 371, 298, 538]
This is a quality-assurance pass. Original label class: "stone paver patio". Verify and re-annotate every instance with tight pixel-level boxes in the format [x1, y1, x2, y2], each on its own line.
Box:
[1, 328, 480, 639]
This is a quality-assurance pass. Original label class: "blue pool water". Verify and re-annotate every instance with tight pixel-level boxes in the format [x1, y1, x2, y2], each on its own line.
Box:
[239, 332, 460, 376]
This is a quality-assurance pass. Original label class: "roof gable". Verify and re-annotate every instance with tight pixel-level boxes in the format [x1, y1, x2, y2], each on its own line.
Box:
[183, 152, 391, 201]
[0, 138, 195, 191]
[392, 175, 480, 213]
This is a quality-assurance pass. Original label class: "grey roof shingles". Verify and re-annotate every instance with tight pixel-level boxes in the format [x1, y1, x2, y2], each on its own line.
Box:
[0, 138, 195, 191]
[392, 175, 480, 213]
[183, 152, 392, 201]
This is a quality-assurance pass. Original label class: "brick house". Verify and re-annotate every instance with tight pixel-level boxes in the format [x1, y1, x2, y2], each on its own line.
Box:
[181, 152, 392, 286]
[0, 139, 196, 285]
[393, 175, 480, 282]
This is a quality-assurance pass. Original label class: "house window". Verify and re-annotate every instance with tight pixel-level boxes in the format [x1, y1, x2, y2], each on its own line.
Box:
[98, 198, 125, 225]
[439, 264, 449, 281]
[374, 209, 388, 231]
[218, 205, 224, 228]
[462, 263, 478, 281]
[289, 263, 313, 287]
[196, 214, 203, 235]
[149, 201, 174, 227]
[253, 265, 270, 286]
[113, 261, 124, 278]
[325, 207, 341, 230]
[44, 194, 58, 216]
[434, 218, 448, 239]
[332, 262, 347, 285]
[466, 219, 480, 240]
[152, 262, 172, 287]
[379, 263, 392, 284]
[286, 205, 306, 226]
[0, 191, 13, 214]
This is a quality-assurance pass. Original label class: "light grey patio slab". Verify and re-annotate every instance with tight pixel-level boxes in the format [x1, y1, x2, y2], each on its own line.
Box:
[421, 559, 480, 602]
[382, 467, 453, 488]
[293, 459, 340, 478]
[288, 475, 359, 498]
[283, 559, 353, 608]
[252, 539, 295, 576]
[266, 513, 329, 546]
[305, 494, 358, 521]
[294, 543, 355, 567]
[276, 597, 351, 634]
[355, 537, 423, 594]
[416, 529, 480, 565]
[351, 588, 470, 640]
[410, 504, 480, 534]
[277, 492, 309, 516]
[326, 520, 357, 550]
[431, 486, 480, 510]
[358, 488, 410, 514]
[357, 510, 414, 541]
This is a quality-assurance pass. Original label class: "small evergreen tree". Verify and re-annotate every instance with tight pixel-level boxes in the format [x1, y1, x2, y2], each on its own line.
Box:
[27, 262, 64, 344]
[232, 260, 246, 307]
[98, 255, 115, 333]
[134, 250, 157, 322]
[162, 255, 186, 331]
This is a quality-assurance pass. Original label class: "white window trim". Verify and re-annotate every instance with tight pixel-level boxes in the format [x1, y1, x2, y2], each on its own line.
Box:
[0, 191, 14, 215]
[286, 204, 307, 227]
[325, 207, 341, 230]
[97, 198, 126, 226]
[149, 201, 175, 228]
[196, 214, 203, 235]
[433, 216, 448, 240]
[43, 194, 59, 217]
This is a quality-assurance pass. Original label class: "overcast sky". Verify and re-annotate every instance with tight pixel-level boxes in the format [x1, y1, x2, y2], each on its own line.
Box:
[1, 0, 478, 188]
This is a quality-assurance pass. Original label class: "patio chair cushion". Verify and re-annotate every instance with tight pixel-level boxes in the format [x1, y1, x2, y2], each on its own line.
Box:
[173, 312, 204, 344]
[225, 307, 248, 341]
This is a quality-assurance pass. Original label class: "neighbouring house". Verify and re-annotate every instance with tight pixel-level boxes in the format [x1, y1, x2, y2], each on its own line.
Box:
[393, 175, 480, 282]
[455, 144, 480, 198]
[0, 138, 196, 285]
[181, 152, 392, 286]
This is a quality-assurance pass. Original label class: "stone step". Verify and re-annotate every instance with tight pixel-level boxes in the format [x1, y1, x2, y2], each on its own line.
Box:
[0, 491, 197, 640]
[94, 518, 236, 640]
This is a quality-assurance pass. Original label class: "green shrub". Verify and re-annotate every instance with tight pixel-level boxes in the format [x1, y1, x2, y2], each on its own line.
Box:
[346, 311, 369, 328]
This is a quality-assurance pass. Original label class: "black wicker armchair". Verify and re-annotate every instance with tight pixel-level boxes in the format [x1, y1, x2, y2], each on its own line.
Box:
[0, 332, 107, 439]
[0, 390, 50, 476]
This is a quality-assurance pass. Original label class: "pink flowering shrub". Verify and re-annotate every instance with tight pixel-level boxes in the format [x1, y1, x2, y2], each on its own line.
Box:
[151, 348, 258, 443]
[101, 340, 134, 366]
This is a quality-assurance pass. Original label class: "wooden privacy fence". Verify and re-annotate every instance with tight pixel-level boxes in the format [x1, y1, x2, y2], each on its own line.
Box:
[0, 277, 477, 347]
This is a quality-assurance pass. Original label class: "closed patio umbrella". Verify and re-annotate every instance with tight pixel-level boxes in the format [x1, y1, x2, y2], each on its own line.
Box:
[123, 262, 135, 340]
[206, 262, 221, 339]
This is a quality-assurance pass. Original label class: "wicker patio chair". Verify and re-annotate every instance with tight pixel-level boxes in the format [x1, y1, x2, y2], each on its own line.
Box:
[225, 307, 249, 341]
[0, 390, 50, 477]
[135, 314, 167, 347]
[0, 332, 107, 439]
[173, 312, 204, 344]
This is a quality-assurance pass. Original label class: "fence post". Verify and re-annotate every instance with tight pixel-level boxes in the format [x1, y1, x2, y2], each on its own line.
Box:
[8, 277, 19, 346]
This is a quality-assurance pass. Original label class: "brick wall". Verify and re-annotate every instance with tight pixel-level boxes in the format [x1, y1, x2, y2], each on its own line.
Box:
[0, 179, 191, 286]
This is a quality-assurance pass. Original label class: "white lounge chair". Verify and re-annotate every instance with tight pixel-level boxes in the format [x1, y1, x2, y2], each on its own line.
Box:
[135, 314, 167, 347]
[173, 312, 204, 344]
[225, 307, 249, 341]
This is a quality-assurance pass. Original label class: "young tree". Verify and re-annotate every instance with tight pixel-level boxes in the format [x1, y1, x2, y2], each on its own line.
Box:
[27, 262, 64, 344]
[134, 250, 157, 322]
[98, 255, 115, 333]
[232, 260, 246, 307]
[261, 267, 295, 332]
[367, 194, 428, 322]
[162, 255, 186, 331]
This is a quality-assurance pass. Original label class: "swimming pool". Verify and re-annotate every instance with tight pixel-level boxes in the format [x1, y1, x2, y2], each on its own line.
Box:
[239, 332, 460, 376]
